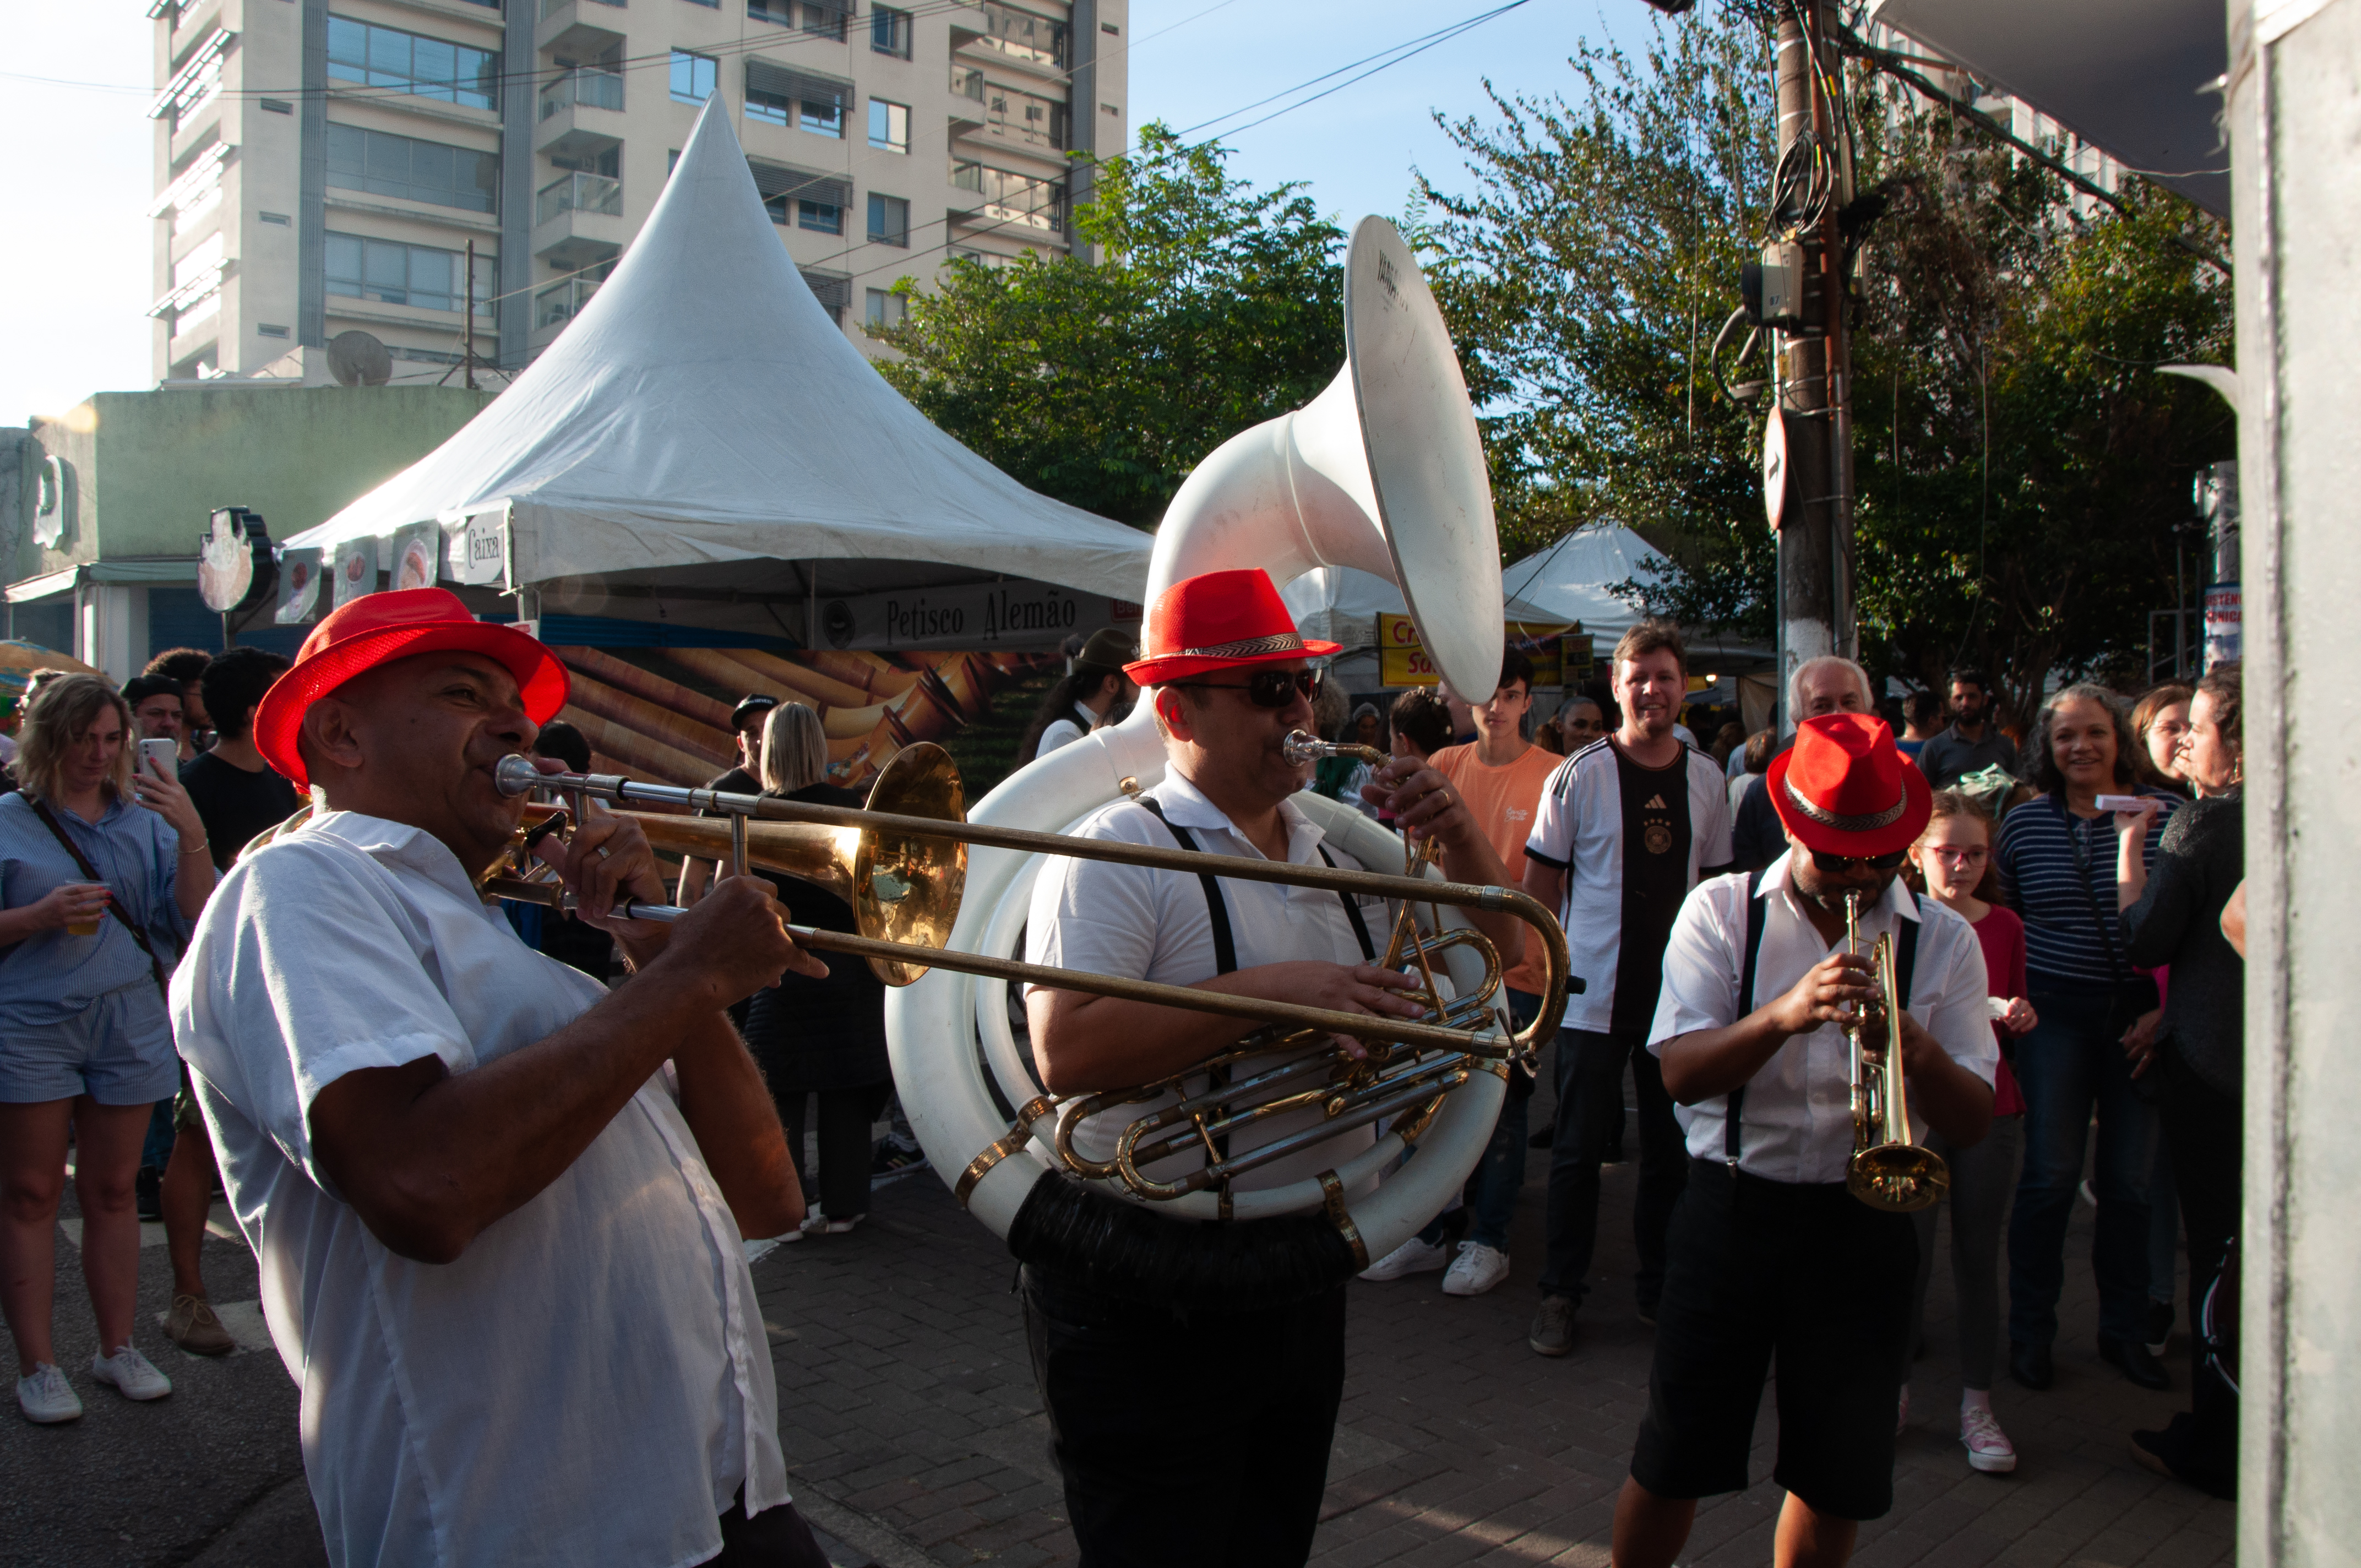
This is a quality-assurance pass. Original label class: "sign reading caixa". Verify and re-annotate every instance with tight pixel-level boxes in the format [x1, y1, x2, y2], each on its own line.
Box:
[822, 581, 1142, 651]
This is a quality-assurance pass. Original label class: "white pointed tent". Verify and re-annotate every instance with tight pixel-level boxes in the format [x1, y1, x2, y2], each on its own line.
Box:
[1281, 567, 1560, 652]
[1499, 525, 1668, 643]
[284, 101, 1151, 644]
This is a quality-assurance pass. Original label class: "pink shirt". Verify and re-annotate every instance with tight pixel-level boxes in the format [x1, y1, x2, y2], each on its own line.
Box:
[1970, 905, 2028, 1116]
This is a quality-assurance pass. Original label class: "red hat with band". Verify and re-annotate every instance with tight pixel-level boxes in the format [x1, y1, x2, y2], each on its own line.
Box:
[1766, 712, 1932, 858]
[254, 587, 570, 789]
[1122, 568, 1339, 688]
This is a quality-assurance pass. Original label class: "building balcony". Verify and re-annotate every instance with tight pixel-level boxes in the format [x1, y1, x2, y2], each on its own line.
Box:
[537, 69, 626, 165]
[538, 0, 626, 66]
[534, 275, 601, 333]
[533, 173, 624, 270]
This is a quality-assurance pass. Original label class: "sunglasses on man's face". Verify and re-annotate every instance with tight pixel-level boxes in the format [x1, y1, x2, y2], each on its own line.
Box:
[1811, 848, 1908, 874]
[1177, 668, 1322, 708]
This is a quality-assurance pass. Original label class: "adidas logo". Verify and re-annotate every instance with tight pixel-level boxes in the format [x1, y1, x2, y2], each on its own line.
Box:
[1642, 794, 1667, 810]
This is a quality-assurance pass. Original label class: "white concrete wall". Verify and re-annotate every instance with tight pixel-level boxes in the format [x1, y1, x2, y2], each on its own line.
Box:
[2227, 0, 2361, 1559]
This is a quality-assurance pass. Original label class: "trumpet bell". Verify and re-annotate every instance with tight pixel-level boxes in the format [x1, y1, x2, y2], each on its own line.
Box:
[1846, 1144, 1950, 1213]
[619, 743, 966, 986]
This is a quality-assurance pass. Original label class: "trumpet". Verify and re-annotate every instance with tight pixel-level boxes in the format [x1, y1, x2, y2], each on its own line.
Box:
[1842, 892, 1949, 1212]
[483, 741, 1574, 1201]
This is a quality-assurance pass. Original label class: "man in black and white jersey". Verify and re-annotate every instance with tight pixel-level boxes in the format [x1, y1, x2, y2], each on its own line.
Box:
[1520, 619, 1733, 1356]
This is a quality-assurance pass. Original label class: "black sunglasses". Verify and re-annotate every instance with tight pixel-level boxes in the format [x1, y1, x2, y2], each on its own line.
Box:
[1811, 848, 1908, 873]
[1176, 668, 1322, 708]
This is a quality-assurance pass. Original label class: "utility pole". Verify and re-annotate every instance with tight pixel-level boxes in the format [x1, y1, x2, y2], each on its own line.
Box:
[464, 239, 480, 391]
[1767, 0, 1855, 720]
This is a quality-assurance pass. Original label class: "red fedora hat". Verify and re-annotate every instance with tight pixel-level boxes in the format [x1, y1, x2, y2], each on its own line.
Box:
[254, 587, 570, 788]
[1123, 568, 1340, 688]
[1766, 712, 1932, 858]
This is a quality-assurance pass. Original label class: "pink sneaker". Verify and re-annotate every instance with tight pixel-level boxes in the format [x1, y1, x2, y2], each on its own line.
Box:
[1961, 1404, 2017, 1473]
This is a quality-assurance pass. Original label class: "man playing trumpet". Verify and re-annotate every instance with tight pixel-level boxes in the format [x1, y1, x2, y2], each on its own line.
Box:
[1613, 713, 1996, 1568]
[171, 589, 835, 1567]
[1022, 568, 1525, 1565]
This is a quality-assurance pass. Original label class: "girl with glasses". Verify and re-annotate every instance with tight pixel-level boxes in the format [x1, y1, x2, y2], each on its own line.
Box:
[1901, 790, 2038, 1475]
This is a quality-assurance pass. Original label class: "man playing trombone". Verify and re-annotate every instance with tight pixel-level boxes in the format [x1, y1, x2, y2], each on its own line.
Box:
[170, 589, 836, 1567]
[1022, 568, 1525, 1566]
[1612, 714, 1996, 1568]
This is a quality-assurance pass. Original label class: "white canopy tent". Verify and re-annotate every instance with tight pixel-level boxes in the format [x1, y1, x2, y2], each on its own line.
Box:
[1281, 566, 1560, 651]
[284, 100, 1152, 647]
[1499, 525, 1666, 644]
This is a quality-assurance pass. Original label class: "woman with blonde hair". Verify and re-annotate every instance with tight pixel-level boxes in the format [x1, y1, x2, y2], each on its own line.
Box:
[1901, 788, 2038, 1475]
[0, 674, 214, 1423]
[732, 703, 893, 1238]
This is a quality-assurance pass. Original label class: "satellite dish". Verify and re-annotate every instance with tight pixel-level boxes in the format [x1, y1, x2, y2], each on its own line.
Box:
[327, 330, 393, 388]
[198, 507, 279, 614]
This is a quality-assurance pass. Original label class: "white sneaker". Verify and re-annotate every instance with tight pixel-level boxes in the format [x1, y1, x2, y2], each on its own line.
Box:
[1359, 1235, 1450, 1282]
[17, 1363, 82, 1424]
[799, 1208, 863, 1237]
[1441, 1242, 1511, 1297]
[89, 1345, 172, 1402]
[1961, 1403, 2017, 1473]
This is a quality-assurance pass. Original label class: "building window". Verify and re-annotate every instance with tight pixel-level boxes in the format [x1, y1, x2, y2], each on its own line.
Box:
[797, 199, 842, 234]
[800, 1, 849, 41]
[949, 162, 1065, 232]
[801, 89, 843, 137]
[163, 232, 227, 331]
[747, 0, 792, 22]
[867, 193, 909, 247]
[257, 323, 291, 338]
[326, 231, 495, 315]
[261, 97, 294, 114]
[977, 2, 1065, 68]
[864, 287, 906, 329]
[747, 61, 846, 137]
[326, 123, 499, 213]
[871, 5, 913, 57]
[952, 66, 984, 102]
[327, 18, 501, 111]
[259, 211, 292, 225]
[671, 50, 717, 104]
[868, 99, 909, 153]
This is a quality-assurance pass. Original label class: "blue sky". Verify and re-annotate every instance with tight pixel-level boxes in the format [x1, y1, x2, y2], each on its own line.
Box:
[0, 2, 1658, 424]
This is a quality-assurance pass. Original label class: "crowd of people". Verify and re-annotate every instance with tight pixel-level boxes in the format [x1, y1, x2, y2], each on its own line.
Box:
[0, 579, 2245, 1568]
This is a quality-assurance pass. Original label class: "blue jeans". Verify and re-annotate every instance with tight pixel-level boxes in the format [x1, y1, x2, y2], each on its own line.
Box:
[1539, 1026, 1688, 1307]
[1416, 989, 1540, 1251]
[2007, 986, 2160, 1348]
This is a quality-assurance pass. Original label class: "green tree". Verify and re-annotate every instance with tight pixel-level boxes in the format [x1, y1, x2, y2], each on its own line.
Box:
[873, 126, 1346, 526]
[1421, 3, 2234, 717]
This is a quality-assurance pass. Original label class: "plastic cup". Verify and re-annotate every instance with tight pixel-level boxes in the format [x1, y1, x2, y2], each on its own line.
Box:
[67, 916, 102, 937]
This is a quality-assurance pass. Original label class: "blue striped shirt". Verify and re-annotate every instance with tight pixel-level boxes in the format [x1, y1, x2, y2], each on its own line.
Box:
[0, 789, 190, 1026]
[1994, 787, 2178, 991]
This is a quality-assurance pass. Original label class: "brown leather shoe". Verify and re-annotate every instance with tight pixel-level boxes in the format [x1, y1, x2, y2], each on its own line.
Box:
[165, 1294, 234, 1357]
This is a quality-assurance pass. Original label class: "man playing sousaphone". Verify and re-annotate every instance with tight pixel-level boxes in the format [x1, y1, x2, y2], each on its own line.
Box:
[170, 589, 838, 1567]
[1022, 567, 1526, 1565]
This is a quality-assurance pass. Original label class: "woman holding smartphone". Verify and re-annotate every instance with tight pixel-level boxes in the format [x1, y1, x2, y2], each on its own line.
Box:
[0, 674, 213, 1424]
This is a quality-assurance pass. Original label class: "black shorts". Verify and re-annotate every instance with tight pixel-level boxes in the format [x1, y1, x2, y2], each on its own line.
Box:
[1630, 1159, 1919, 1521]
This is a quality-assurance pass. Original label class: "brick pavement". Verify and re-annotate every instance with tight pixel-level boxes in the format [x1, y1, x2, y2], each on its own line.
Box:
[759, 1102, 2234, 1567]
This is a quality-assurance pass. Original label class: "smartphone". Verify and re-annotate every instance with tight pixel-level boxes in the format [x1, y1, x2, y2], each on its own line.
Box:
[138, 738, 178, 778]
[2094, 793, 2153, 814]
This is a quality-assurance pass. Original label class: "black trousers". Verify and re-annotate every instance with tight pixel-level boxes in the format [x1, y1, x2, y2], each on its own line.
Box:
[701, 1491, 831, 1566]
[2155, 1049, 2241, 1496]
[776, 1081, 892, 1219]
[1021, 1266, 1346, 1567]
[1539, 1028, 1689, 1308]
[1631, 1161, 1918, 1521]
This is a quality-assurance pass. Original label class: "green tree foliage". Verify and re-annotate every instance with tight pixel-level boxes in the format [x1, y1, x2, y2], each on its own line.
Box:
[873, 126, 1346, 527]
[1421, 3, 2234, 716]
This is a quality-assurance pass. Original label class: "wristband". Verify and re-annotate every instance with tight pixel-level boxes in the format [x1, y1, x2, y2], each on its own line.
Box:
[179, 841, 211, 858]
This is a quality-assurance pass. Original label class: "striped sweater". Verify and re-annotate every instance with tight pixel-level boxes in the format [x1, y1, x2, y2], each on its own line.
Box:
[1993, 786, 2179, 990]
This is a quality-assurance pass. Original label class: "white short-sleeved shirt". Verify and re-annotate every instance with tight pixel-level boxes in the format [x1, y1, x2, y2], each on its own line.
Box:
[1646, 851, 1999, 1184]
[1524, 739, 1734, 1033]
[170, 812, 787, 1568]
[1025, 770, 1397, 1193]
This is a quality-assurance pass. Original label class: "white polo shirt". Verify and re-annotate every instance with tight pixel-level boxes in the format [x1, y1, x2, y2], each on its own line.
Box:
[1524, 738, 1734, 1034]
[1646, 851, 1998, 1184]
[170, 812, 787, 1568]
[1025, 770, 1396, 1193]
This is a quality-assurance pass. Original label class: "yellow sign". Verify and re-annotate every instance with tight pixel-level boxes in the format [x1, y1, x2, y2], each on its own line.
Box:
[1379, 615, 1581, 689]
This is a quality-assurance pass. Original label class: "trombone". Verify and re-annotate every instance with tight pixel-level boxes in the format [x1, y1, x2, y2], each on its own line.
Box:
[1841, 891, 1950, 1213]
[483, 741, 1574, 1197]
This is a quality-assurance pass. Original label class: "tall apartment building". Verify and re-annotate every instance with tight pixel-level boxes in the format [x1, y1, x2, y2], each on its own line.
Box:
[148, 0, 1129, 387]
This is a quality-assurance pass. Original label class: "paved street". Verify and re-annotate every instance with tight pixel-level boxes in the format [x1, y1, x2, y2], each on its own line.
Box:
[3, 1083, 2233, 1568]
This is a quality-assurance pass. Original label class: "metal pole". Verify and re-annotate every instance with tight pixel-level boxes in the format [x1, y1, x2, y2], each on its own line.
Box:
[464, 239, 478, 391]
[1772, 0, 1851, 693]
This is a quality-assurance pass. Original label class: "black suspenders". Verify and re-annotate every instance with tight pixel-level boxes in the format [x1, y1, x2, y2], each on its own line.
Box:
[1134, 796, 1377, 972]
[1725, 872, 1922, 1171]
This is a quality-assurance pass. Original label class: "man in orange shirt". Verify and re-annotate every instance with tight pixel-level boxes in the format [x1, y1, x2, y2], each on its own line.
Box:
[1359, 649, 1563, 1295]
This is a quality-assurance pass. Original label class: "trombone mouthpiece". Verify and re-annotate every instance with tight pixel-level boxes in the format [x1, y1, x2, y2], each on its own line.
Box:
[494, 753, 546, 797]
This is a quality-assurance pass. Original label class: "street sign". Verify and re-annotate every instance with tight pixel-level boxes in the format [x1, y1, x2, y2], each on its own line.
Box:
[1380, 613, 1578, 688]
[1762, 406, 1791, 531]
